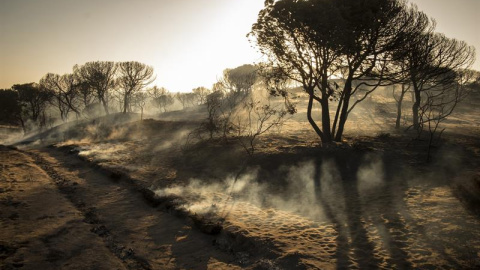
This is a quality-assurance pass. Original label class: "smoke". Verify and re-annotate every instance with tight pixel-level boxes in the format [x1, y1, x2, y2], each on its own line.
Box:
[76, 143, 129, 162]
[153, 128, 191, 152]
[357, 153, 385, 195]
[0, 126, 23, 145]
[264, 161, 323, 219]
[154, 169, 260, 215]
[152, 153, 391, 226]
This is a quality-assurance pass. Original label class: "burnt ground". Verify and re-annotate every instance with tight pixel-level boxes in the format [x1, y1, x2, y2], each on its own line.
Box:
[1, 98, 480, 269]
[0, 144, 250, 269]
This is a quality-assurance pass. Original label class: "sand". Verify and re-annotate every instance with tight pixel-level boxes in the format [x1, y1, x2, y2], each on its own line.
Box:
[2, 94, 480, 269]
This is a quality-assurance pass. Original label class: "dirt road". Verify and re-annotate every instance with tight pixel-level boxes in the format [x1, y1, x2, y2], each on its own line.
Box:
[0, 145, 245, 270]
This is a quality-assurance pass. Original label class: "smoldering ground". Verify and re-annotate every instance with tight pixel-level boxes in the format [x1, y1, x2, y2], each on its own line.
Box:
[152, 149, 392, 223]
[4, 82, 480, 269]
[151, 142, 480, 268]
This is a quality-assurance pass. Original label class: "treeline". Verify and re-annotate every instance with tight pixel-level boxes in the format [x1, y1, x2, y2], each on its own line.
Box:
[0, 61, 218, 133]
[0, 60, 290, 155]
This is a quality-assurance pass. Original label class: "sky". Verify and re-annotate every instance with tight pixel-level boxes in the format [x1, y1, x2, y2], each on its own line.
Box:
[1, 0, 479, 92]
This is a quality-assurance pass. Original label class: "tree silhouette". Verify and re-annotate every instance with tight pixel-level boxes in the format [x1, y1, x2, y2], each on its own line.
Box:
[176, 92, 198, 109]
[398, 32, 475, 130]
[0, 89, 24, 132]
[224, 64, 258, 94]
[116, 61, 155, 113]
[250, 0, 430, 143]
[39, 73, 81, 121]
[133, 91, 148, 120]
[74, 61, 117, 115]
[148, 86, 174, 113]
[12, 83, 51, 126]
[192, 87, 211, 105]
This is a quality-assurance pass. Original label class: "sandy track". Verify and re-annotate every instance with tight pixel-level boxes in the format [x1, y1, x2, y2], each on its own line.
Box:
[0, 146, 245, 270]
[0, 146, 126, 269]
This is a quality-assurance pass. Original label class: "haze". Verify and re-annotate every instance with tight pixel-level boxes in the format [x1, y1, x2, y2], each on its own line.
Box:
[1, 1, 480, 268]
[0, 0, 478, 91]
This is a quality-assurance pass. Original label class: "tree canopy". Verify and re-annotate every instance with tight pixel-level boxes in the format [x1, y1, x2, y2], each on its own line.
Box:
[250, 0, 432, 143]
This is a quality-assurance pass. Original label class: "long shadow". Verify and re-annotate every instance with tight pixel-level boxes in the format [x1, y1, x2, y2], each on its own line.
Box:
[368, 159, 412, 269]
[313, 150, 415, 269]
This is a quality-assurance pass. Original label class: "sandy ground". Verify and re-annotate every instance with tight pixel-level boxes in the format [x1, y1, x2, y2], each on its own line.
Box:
[0, 146, 125, 269]
[14, 125, 478, 269]
[2, 94, 480, 269]
[0, 145, 247, 269]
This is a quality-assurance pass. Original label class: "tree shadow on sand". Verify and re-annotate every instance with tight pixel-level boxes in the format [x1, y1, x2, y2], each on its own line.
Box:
[313, 151, 413, 269]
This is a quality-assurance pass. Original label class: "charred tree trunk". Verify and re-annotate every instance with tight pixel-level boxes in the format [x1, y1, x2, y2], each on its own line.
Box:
[123, 94, 128, 113]
[100, 96, 109, 115]
[306, 92, 326, 143]
[321, 98, 332, 143]
[334, 78, 352, 142]
[18, 117, 26, 136]
[321, 74, 332, 143]
[395, 84, 407, 129]
[412, 84, 421, 130]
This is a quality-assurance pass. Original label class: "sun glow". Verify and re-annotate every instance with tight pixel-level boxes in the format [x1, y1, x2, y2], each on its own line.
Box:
[0, 0, 264, 92]
[0, 0, 478, 91]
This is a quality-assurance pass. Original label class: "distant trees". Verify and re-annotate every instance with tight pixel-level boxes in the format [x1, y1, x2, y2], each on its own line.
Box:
[194, 64, 291, 154]
[116, 61, 155, 113]
[176, 92, 198, 109]
[148, 86, 174, 112]
[0, 60, 161, 132]
[223, 64, 258, 94]
[0, 89, 24, 132]
[250, 0, 431, 144]
[74, 61, 117, 115]
[39, 73, 81, 121]
[12, 83, 52, 129]
[463, 70, 480, 97]
[192, 87, 211, 105]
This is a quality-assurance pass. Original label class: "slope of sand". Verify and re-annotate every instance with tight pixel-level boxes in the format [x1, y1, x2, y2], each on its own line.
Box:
[0, 145, 250, 269]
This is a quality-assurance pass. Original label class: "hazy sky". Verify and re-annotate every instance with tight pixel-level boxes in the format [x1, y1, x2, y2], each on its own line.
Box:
[1, 0, 478, 92]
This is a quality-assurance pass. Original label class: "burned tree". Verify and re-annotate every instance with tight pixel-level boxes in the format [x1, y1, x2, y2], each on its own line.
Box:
[250, 0, 429, 143]
[74, 61, 117, 115]
[176, 92, 198, 109]
[193, 64, 291, 154]
[192, 86, 211, 105]
[392, 83, 410, 129]
[233, 92, 289, 155]
[202, 89, 224, 139]
[148, 86, 174, 113]
[399, 32, 475, 130]
[116, 61, 155, 113]
[39, 73, 81, 121]
[0, 89, 25, 133]
[132, 91, 149, 120]
[12, 83, 52, 129]
[224, 64, 258, 94]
